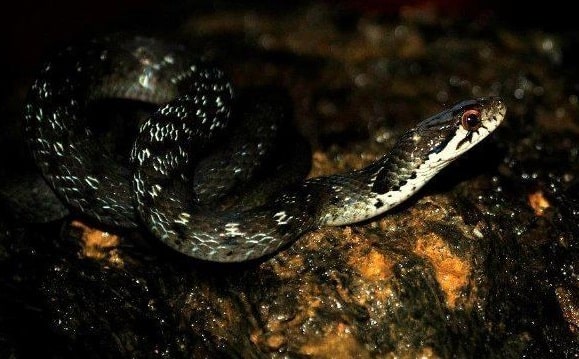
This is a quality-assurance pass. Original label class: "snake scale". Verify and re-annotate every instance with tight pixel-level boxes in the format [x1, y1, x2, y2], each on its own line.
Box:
[24, 35, 506, 262]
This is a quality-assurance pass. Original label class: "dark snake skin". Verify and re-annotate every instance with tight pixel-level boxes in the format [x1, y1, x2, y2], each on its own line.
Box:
[24, 35, 506, 262]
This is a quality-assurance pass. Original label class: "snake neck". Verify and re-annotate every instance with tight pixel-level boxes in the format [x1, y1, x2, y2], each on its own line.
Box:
[309, 125, 458, 226]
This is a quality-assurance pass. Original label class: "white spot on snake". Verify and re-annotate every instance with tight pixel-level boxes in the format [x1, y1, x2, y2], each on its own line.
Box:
[174, 212, 190, 225]
[368, 169, 380, 186]
[54, 174, 80, 185]
[33, 137, 47, 145]
[331, 185, 343, 193]
[137, 148, 151, 165]
[150, 184, 162, 198]
[148, 208, 175, 238]
[163, 55, 174, 64]
[273, 211, 291, 225]
[84, 175, 100, 190]
[224, 222, 243, 237]
[138, 70, 154, 90]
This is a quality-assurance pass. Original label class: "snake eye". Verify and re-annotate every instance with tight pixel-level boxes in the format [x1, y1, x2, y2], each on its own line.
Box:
[461, 109, 482, 131]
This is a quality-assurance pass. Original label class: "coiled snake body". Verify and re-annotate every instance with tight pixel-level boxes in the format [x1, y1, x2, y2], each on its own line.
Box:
[24, 35, 506, 262]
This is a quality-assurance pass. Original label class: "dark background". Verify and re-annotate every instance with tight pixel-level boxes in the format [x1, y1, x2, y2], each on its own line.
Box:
[1, 0, 576, 84]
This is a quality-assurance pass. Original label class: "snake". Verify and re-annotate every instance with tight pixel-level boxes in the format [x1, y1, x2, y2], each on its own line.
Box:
[24, 35, 506, 262]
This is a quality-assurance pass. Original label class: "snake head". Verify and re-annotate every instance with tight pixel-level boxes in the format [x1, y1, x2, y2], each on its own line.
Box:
[412, 97, 506, 167]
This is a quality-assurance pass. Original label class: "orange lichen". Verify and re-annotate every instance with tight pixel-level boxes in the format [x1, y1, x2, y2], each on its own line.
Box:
[528, 190, 550, 216]
[299, 322, 371, 359]
[71, 221, 123, 267]
[414, 233, 471, 308]
[349, 248, 394, 282]
[264, 333, 287, 351]
[271, 252, 305, 280]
